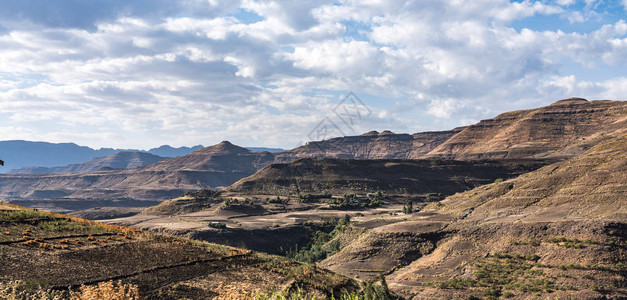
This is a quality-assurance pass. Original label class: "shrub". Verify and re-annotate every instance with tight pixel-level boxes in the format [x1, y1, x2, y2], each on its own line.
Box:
[402, 201, 413, 214]
[268, 196, 284, 204]
[209, 222, 227, 229]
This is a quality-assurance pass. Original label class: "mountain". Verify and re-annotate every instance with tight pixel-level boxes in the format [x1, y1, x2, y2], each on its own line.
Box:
[272, 99, 626, 162]
[2, 98, 625, 207]
[0, 140, 120, 172]
[246, 147, 285, 152]
[147, 144, 204, 157]
[426, 98, 627, 160]
[273, 129, 462, 162]
[8, 151, 166, 174]
[0, 140, 203, 172]
[228, 157, 547, 196]
[0, 141, 275, 202]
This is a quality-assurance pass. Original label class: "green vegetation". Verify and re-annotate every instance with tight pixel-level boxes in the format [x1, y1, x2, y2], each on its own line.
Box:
[183, 189, 221, 200]
[283, 215, 351, 263]
[267, 196, 287, 204]
[329, 191, 386, 210]
[544, 237, 609, 248]
[209, 222, 227, 229]
[436, 252, 568, 298]
[402, 201, 414, 214]
[298, 193, 332, 203]
[0, 209, 52, 222]
[255, 275, 395, 300]
[493, 178, 504, 183]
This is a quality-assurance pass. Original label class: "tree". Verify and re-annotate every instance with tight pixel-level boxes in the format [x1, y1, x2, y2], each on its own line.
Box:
[0, 159, 3, 166]
[403, 201, 413, 214]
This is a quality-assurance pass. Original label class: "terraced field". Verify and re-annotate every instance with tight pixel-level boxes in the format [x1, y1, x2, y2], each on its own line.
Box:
[0, 203, 376, 299]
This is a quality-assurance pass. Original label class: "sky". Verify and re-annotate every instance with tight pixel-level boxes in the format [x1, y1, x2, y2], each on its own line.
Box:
[0, 0, 626, 149]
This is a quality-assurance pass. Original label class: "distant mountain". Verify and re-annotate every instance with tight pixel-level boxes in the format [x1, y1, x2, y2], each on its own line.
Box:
[0, 141, 275, 201]
[8, 151, 166, 174]
[0, 140, 203, 173]
[0, 140, 120, 172]
[147, 145, 204, 157]
[246, 147, 285, 153]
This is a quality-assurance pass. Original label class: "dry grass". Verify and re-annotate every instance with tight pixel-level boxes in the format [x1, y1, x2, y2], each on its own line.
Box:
[71, 280, 139, 300]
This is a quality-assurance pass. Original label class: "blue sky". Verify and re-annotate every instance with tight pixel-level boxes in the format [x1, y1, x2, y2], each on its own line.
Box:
[0, 0, 626, 149]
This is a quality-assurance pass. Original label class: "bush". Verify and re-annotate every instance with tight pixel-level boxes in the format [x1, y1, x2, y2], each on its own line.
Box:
[402, 201, 413, 214]
[298, 193, 331, 203]
[209, 222, 227, 229]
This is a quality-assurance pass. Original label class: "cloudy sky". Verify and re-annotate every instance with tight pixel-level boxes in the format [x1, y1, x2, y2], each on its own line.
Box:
[0, 0, 626, 149]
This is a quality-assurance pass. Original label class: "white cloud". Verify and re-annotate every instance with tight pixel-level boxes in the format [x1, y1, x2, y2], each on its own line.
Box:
[0, 0, 625, 149]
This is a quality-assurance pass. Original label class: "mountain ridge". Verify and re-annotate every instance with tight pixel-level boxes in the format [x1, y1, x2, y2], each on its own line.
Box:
[8, 151, 166, 174]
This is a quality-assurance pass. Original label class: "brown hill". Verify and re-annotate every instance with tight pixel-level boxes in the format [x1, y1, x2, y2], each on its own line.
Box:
[8, 151, 166, 174]
[431, 132, 627, 223]
[320, 134, 627, 298]
[426, 98, 627, 159]
[0, 142, 274, 202]
[228, 158, 547, 196]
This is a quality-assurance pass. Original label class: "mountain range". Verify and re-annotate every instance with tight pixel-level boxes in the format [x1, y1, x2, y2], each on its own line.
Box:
[0, 141, 203, 172]
[0, 98, 625, 204]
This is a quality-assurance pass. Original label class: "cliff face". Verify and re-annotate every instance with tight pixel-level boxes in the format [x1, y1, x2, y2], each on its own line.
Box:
[274, 129, 462, 162]
[426, 98, 627, 160]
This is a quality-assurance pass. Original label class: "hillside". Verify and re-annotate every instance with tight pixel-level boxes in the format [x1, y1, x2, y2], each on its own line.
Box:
[426, 98, 627, 159]
[228, 158, 547, 196]
[0, 142, 274, 205]
[319, 134, 627, 299]
[0, 202, 372, 299]
[431, 132, 627, 223]
[8, 151, 166, 174]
